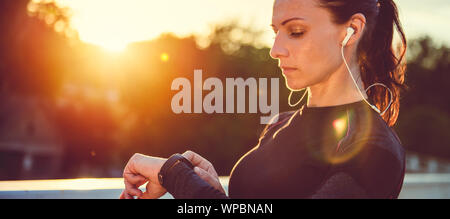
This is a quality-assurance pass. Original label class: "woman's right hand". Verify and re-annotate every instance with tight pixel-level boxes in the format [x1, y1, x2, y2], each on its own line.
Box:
[119, 153, 167, 199]
[182, 151, 226, 195]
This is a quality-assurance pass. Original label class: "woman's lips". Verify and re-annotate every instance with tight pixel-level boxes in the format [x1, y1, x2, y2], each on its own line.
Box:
[281, 67, 298, 75]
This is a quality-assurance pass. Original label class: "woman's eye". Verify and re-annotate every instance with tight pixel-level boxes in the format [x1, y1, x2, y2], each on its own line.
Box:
[290, 32, 304, 38]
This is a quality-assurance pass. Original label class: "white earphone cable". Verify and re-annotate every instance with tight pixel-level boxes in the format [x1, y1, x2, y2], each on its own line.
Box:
[288, 89, 308, 107]
[340, 43, 393, 115]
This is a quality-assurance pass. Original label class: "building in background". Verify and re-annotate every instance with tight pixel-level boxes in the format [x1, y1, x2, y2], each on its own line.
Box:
[0, 92, 64, 180]
[406, 151, 450, 173]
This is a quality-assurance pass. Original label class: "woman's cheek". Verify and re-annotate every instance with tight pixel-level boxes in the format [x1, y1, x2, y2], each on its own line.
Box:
[298, 42, 322, 80]
[308, 40, 337, 81]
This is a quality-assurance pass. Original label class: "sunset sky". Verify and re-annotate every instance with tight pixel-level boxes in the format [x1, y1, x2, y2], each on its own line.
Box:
[51, 0, 450, 51]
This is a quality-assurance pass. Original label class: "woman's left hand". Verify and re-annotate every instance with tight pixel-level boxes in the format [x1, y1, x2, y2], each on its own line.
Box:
[182, 150, 226, 195]
[119, 153, 167, 199]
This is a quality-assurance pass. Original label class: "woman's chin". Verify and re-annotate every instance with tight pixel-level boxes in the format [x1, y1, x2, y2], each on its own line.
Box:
[285, 80, 306, 91]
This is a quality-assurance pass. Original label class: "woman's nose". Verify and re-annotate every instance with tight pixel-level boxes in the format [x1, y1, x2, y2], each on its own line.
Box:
[270, 36, 289, 59]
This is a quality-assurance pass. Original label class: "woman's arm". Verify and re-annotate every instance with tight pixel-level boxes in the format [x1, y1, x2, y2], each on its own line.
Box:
[160, 155, 229, 199]
[120, 151, 228, 199]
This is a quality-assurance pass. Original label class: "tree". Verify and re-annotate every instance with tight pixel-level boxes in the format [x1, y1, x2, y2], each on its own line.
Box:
[395, 37, 450, 159]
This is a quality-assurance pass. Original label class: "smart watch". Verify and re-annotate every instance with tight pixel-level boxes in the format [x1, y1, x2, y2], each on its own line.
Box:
[158, 153, 194, 187]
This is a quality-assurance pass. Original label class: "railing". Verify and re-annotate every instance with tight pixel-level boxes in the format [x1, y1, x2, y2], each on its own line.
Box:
[0, 174, 449, 199]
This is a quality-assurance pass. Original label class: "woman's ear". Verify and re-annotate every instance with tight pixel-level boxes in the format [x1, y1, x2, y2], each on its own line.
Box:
[343, 13, 366, 46]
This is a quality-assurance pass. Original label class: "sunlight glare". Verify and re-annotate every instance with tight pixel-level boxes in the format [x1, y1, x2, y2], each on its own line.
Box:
[100, 39, 128, 52]
[160, 53, 169, 62]
[54, 0, 276, 49]
[333, 117, 348, 139]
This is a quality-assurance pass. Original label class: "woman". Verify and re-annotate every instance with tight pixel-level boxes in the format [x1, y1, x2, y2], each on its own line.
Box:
[120, 0, 407, 199]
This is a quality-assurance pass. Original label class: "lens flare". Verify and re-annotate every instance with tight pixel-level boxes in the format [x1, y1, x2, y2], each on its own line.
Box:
[160, 53, 169, 62]
[325, 107, 374, 164]
[333, 117, 348, 139]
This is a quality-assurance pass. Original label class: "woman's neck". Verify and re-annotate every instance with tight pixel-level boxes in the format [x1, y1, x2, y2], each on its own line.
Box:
[306, 61, 368, 108]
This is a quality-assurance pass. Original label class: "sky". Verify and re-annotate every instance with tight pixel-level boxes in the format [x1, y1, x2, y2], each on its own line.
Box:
[52, 0, 450, 51]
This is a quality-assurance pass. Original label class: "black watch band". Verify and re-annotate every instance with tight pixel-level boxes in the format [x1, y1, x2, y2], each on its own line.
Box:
[158, 153, 194, 187]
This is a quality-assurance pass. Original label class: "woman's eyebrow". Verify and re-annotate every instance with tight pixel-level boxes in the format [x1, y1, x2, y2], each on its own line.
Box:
[271, 17, 305, 28]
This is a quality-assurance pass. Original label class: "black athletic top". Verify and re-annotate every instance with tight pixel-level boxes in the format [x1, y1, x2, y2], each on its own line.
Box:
[159, 100, 406, 199]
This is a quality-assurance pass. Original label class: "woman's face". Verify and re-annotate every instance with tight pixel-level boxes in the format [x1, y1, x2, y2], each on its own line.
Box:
[270, 0, 344, 90]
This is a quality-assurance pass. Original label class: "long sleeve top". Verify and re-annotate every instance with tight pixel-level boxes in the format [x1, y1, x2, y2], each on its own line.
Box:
[159, 100, 406, 199]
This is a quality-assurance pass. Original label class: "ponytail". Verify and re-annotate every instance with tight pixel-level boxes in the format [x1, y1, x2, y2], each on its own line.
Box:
[361, 0, 407, 127]
[320, 0, 408, 127]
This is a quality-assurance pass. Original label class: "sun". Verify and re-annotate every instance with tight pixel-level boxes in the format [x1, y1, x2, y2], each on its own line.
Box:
[97, 39, 128, 52]
[54, 0, 163, 52]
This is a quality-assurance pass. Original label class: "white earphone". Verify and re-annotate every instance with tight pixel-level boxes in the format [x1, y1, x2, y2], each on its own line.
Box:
[340, 27, 393, 115]
[342, 27, 355, 47]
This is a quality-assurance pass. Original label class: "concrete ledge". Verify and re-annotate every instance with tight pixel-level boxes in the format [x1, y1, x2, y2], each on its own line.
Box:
[0, 174, 449, 199]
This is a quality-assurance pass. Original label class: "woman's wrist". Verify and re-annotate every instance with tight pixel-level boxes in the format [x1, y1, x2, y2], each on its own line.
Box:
[158, 153, 195, 187]
[134, 154, 167, 180]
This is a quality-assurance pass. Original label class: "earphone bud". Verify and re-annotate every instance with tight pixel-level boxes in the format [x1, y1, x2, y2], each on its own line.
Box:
[342, 27, 355, 46]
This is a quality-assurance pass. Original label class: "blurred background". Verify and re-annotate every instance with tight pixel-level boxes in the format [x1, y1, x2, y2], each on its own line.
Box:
[0, 0, 449, 198]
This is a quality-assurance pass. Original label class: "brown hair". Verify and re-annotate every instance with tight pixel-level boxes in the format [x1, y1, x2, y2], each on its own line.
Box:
[319, 0, 408, 127]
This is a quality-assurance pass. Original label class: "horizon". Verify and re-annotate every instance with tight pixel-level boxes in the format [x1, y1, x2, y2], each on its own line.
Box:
[48, 0, 450, 51]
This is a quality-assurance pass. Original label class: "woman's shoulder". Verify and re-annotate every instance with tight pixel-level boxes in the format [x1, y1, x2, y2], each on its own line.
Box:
[338, 106, 406, 164]
[368, 113, 405, 160]
[340, 114, 405, 165]
[338, 134, 405, 164]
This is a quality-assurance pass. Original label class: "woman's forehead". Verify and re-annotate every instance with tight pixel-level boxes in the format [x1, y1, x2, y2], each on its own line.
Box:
[272, 0, 325, 25]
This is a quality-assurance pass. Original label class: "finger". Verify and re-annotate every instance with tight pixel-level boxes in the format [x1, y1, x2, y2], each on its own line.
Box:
[123, 191, 133, 199]
[124, 180, 144, 197]
[194, 166, 225, 194]
[126, 187, 144, 198]
[140, 182, 166, 199]
[124, 173, 147, 186]
[119, 190, 135, 199]
[123, 174, 146, 190]
[182, 151, 219, 178]
[205, 165, 219, 179]
[194, 166, 214, 184]
[182, 150, 209, 168]
[124, 187, 143, 198]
